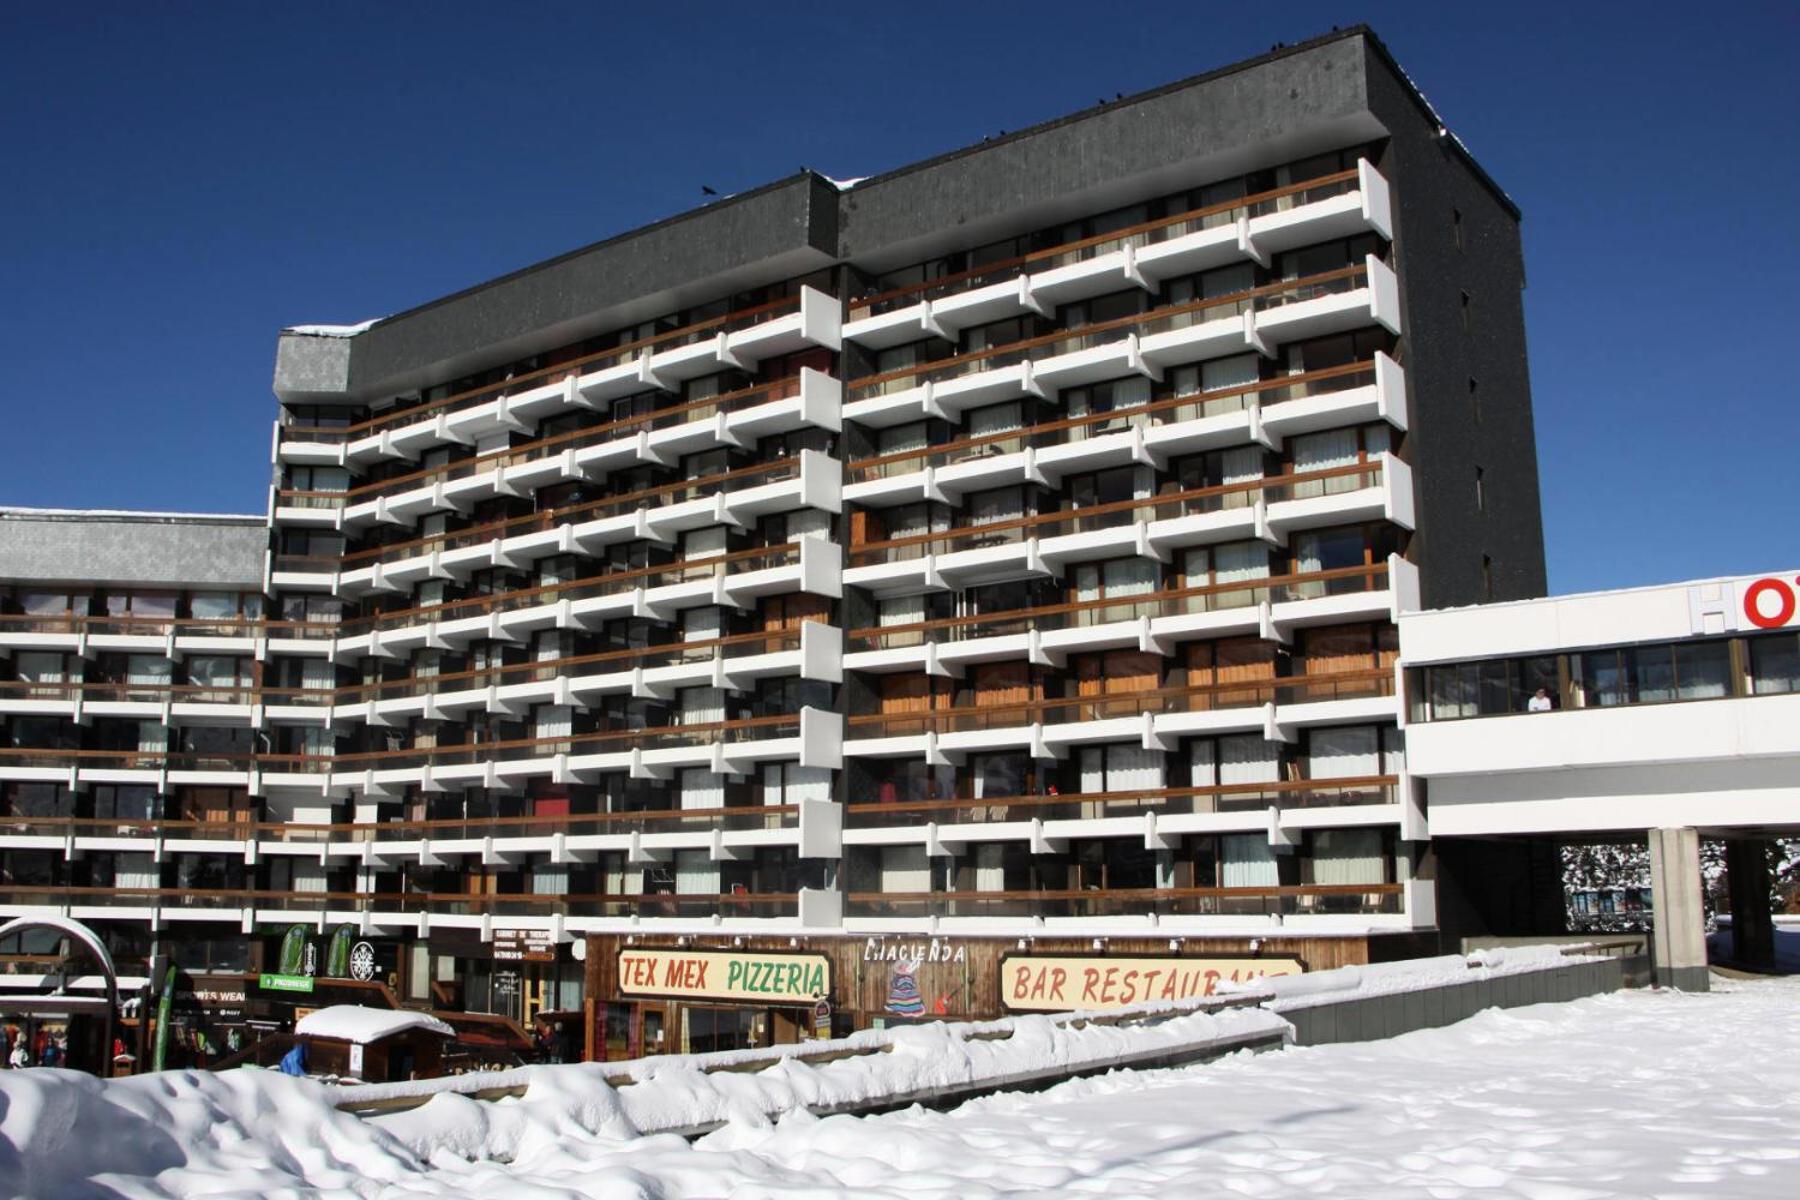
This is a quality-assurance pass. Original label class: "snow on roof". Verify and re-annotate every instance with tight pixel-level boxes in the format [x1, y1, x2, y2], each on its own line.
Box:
[295, 1006, 454, 1045]
[0, 506, 264, 523]
[283, 317, 382, 338]
[820, 174, 867, 191]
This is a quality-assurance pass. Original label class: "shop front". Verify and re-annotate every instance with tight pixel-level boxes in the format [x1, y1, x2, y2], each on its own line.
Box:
[582, 932, 1408, 1060]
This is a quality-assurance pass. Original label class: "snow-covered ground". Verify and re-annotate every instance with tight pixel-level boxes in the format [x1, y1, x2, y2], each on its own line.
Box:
[5, 977, 1800, 1198]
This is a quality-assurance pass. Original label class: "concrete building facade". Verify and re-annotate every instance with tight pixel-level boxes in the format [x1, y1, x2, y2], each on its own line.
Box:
[0, 28, 1568, 1059]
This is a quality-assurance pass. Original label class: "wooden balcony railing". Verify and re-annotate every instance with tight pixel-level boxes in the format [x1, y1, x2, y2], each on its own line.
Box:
[848, 461, 1387, 565]
[279, 294, 806, 445]
[0, 710, 807, 775]
[848, 360, 1377, 482]
[278, 375, 807, 511]
[846, 776, 1397, 826]
[849, 665, 1394, 738]
[0, 625, 812, 710]
[0, 614, 336, 640]
[0, 885, 802, 919]
[847, 264, 1370, 402]
[848, 565, 1389, 651]
[331, 453, 800, 567]
[849, 166, 1361, 317]
[0, 803, 800, 843]
[847, 881, 1402, 919]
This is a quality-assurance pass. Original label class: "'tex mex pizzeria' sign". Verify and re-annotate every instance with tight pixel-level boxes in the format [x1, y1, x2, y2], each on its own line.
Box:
[1000, 955, 1303, 1012]
[617, 948, 831, 1004]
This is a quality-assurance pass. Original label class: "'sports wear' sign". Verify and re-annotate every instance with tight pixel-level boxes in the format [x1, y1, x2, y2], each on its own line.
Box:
[617, 948, 831, 1003]
[999, 955, 1303, 1011]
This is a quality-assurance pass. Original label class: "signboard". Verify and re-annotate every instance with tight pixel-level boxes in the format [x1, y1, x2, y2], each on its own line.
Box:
[258, 973, 316, 994]
[999, 955, 1304, 1012]
[617, 948, 831, 1004]
[348, 1042, 365, 1078]
[811, 998, 832, 1039]
[1689, 574, 1800, 634]
[494, 927, 556, 963]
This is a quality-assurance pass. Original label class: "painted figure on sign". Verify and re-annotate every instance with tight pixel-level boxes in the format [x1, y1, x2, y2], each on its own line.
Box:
[885, 959, 925, 1016]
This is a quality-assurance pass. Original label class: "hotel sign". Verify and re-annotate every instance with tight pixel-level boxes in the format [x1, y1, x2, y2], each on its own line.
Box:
[1000, 955, 1303, 1012]
[1689, 574, 1800, 634]
[617, 948, 831, 1004]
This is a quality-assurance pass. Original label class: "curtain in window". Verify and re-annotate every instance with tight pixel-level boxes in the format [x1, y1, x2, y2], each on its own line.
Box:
[968, 402, 1023, 440]
[683, 606, 722, 644]
[1221, 833, 1278, 887]
[974, 843, 1006, 892]
[881, 845, 931, 892]
[1102, 558, 1158, 597]
[783, 765, 832, 803]
[1211, 541, 1268, 609]
[786, 509, 833, 541]
[674, 849, 720, 895]
[292, 860, 328, 895]
[1219, 735, 1280, 784]
[535, 705, 572, 740]
[1291, 429, 1361, 497]
[1310, 829, 1385, 886]
[128, 656, 173, 686]
[679, 768, 726, 811]
[680, 687, 725, 725]
[1308, 725, 1380, 779]
[1108, 745, 1165, 791]
[1218, 445, 1265, 509]
[531, 864, 569, 896]
[1201, 354, 1260, 416]
[301, 658, 338, 691]
[878, 422, 929, 456]
[115, 853, 160, 891]
[969, 487, 1024, 526]
[136, 722, 169, 754]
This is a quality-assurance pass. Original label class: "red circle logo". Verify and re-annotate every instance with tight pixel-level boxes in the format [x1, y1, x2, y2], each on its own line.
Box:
[1743, 578, 1798, 630]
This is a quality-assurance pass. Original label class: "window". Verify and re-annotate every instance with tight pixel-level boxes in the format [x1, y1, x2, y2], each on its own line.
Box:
[1452, 207, 1464, 251]
[1306, 829, 1388, 886]
[1482, 554, 1495, 600]
[1475, 466, 1486, 513]
[1469, 376, 1480, 423]
[1751, 634, 1800, 695]
[1460, 290, 1473, 333]
[1578, 641, 1733, 706]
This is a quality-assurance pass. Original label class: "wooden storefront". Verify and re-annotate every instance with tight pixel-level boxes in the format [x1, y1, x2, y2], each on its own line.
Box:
[583, 930, 1430, 1060]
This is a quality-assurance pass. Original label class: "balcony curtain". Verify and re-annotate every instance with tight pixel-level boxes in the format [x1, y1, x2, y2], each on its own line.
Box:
[969, 487, 1024, 526]
[534, 705, 572, 741]
[1310, 829, 1386, 886]
[880, 845, 931, 892]
[292, 860, 328, 895]
[1220, 833, 1278, 887]
[1307, 725, 1380, 780]
[679, 768, 726, 811]
[974, 843, 1006, 892]
[136, 722, 169, 754]
[967, 401, 1023, 441]
[878, 422, 929, 456]
[680, 687, 725, 725]
[786, 508, 833, 540]
[1219, 735, 1280, 784]
[683, 606, 722, 643]
[531, 864, 568, 896]
[128, 656, 173, 686]
[674, 849, 720, 895]
[115, 853, 159, 891]
[1102, 557, 1158, 598]
[1291, 428, 1361, 497]
[300, 658, 338, 692]
[1212, 541, 1269, 609]
[1084, 744, 1163, 792]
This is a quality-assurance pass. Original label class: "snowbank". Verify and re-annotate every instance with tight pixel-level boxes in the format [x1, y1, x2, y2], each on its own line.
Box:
[283, 317, 382, 337]
[1220, 943, 1598, 1010]
[295, 1005, 455, 1044]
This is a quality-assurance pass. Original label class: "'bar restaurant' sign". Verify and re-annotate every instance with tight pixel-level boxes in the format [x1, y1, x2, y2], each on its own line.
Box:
[617, 948, 831, 1004]
[1000, 955, 1303, 1012]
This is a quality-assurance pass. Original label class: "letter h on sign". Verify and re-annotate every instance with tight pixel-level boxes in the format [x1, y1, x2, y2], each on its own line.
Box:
[1689, 583, 1734, 635]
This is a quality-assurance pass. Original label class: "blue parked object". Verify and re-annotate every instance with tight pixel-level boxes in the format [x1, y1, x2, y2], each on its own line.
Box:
[277, 1043, 307, 1076]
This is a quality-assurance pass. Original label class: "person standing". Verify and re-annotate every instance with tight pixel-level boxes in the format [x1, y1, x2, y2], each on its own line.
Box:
[1528, 686, 1554, 712]
[8, 1039, 29, 1069]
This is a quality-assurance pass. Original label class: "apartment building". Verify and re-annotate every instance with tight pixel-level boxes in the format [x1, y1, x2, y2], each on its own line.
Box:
[0, 28, 1548, 1059]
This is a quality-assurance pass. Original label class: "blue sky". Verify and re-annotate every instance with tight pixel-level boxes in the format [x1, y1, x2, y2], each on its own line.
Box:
[3, 2, 1795, 594]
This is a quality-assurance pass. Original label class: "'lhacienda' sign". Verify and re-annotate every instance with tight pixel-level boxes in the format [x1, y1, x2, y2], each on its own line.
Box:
[617, 948, 830, 1003]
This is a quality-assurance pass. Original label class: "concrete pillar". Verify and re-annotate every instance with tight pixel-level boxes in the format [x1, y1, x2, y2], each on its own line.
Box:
[1647, 827, 1709, 991]
[1725, 837, 1776, 970]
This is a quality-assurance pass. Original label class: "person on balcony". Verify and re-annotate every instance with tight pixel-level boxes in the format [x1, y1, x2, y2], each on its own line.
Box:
[1528, 687, 1554, 712]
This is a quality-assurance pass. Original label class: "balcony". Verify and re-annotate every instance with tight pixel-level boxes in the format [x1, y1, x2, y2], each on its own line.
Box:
[844, 663, 1396, 763]
[846, 883, 1403, 921]
[844, 462, 1410, 597]
[329, 450, 839, 598]
[327, 540, 836, 662]
[0, 884, 808, 925]
[276, 290, 841, 467]
[843, 261, 1400, 433]
[842, 161, 1393, 347]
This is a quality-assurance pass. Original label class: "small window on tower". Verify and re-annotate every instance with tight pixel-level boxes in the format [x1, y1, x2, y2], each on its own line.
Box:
[1452, 207, 1464, 251]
